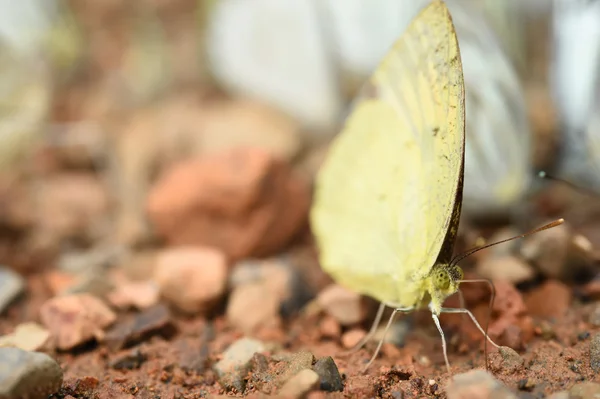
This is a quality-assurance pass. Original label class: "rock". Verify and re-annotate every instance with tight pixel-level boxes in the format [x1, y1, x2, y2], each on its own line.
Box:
[34, 173, 109, 242]
[317, 284, 365, 326]
[0, 266, 24, 313]
[0, 322, 50, 351]
[319, 316, 341, 340]
[62, 270, 114, 299]
[546, 391, 569, 399]
[570, 382, 600, 398]
[524, 280, 572, 320]
[589, 304, 600, 326]
[109, 349, 147, 370]
[146, 147, 310, 260]
[278, 369, 320, 398]
[341, 329, 366, 350]
[490, 346, 525, 374]
[0, 347, 63, 399]
[104, 304, 172, 351]
[118, 250, 159, 281]
[476, 256, 535, 284]
[312, 356, 343, 392]
[275, 351, 315, 388]
[197, 99, 304, 162]
[107, 280, 160, 310]
[446, 369, 518, 399]
[520, 222, 570, 279]
[154, 246, 228, 314]
[39, 293, 116, 350]
[214, 338, 266, 393]
[44, 270, 75, 296]
[590, 333, 600, 373]
[227, 281, 280, 334]
[57, 246, 123, 274]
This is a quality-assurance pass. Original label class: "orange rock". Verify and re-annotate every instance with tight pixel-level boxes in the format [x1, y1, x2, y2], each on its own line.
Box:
[146, 147, 310, 259]
[524, 280, 572, 320]
[317, 284, 365, 326]
[39, 294, 116, 350]
[107, 280, 160, 310]
[154, 246, 228, 314]
[341, 329, 366, 349]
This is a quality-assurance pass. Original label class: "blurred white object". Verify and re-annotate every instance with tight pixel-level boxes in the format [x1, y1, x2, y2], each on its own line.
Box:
[207, 0, 343, 135]
[208, 0, 532, 218]
[551, 0, 600, 189]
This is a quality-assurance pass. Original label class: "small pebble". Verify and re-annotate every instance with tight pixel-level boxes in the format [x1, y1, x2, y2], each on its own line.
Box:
[319, 316, 341, 339]
[590, 333, 600, 373]
[227, 281, 280, 334]
[109, 349, 147, 370]
[278, 369, 320, 398]
[490, 346, 525, 374]
[341, 329, 366, 350]
[476, 255, 535, 284]
[546, 391, 569, 399]
[446, 369, 518, 399]
[0, 347, 63, 399]
[0, 266, 24, 313]
[589, 304, 600, 326]
[213, 338, 266, 393]
[107, 280, 160, 310]
[276, 351, 315, 388]
[104, 304, 172, 351]
[0, 322, 50, 351]
[312, 356, 343, 392]
[154, 246, 228, 314]
[520, 222, 570, 279]
[317, 284, 364, 326]
[39, 293, 116, 350]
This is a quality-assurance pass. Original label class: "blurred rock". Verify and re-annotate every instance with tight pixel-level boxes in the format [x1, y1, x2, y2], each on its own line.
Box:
[524, 280, 572, 320]
[476, 255, 535, 284]
[570, 382, 600, 398]
[154, 246, 227, 314]
[319, 316, 341, 340]
[317, 284, 365, 326]
[520, 221, 593, 281]
[147, 147, 310, 259]
[446, 369, 518, 399]
[107, 280, 160, 310]
[62, 270, 114, 299]
[0, 323, 50, 352]
[57, 246, 123, 274]
[118, 250, 159, 281]
[39, 293, 116, 350]
[34, 173, 109, 243]
[312, 356, 343, 392]
[227, 281, 280, 334]
[0, 347, 63, 399]
[44, 270, 75, 296]
[230, 256, 314, 318]
[0, 266, 24, 313]
[278, 368, 320, 398]
[341, 329, 366, 350]
[104, 304, 172, 351]
[590, 333, 600, 373]
[214, 337, 266, 392]
[589, 304, 600, 327]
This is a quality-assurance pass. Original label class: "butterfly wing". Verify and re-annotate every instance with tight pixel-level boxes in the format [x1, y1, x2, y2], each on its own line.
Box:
[310, 0, 465, 306]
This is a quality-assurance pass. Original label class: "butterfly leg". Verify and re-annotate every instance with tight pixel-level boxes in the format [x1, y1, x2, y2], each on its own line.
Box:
[431, 313, 451, 373]
[361, 305, 414, 373]
[439, 307, 500, 349]
[343, 302, 386, 355]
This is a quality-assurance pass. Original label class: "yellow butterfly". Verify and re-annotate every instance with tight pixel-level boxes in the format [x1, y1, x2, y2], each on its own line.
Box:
[310, 0, 563, 372]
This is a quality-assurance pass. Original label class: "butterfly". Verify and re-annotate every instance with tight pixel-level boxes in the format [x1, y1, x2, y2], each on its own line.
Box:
[310, 0, 562, 372]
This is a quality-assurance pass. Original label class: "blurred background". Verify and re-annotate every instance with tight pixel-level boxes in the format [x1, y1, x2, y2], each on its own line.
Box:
[1, 0, 600, 390]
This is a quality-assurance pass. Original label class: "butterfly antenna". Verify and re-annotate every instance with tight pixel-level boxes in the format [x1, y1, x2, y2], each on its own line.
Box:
[538, 170, 600, 198]
[450, 218, 565, 267]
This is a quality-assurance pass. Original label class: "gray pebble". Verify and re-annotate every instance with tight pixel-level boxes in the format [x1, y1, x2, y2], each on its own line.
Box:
[0, 267, 24, 314]
[446, 369, 517, 399]
[312, 356, 343, 392]
[213, 338, 265, 393]
[0, 347, 63, 399]
[591, 333, 600, 373]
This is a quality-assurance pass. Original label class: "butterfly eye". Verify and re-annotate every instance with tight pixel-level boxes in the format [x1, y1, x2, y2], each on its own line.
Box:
[434, 269, 450, 290]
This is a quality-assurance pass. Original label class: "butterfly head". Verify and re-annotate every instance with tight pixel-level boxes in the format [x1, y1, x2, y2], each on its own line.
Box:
[427, 263, 464, 314]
